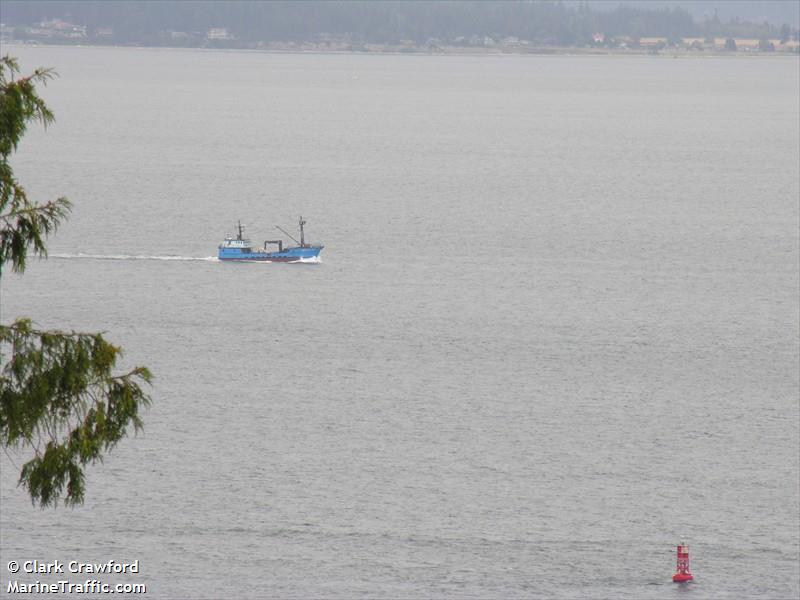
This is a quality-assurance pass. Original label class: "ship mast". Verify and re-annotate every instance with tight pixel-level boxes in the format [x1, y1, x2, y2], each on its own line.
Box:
[299, 216, 306, 247]
[236, 220, 245, 240]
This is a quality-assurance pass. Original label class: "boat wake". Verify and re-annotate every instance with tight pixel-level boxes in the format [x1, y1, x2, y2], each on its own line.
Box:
[50, 253, 321, 264]
[293, 255, 322, 264]
[50, 253, 218, 262]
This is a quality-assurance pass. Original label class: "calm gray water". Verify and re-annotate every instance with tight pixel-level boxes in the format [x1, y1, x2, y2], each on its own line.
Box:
[1, 46, 798, 599]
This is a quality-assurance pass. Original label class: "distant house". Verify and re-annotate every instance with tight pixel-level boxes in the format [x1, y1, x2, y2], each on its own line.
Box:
[206, 28, 232, 41]
[465, 34, 498, 47]
[592, 32, 604, 44]
[51, 20, 84, 33]
[639, 37, 668, 48]
[730, 38, 760, 50]
[94, 27, 113, 38]
[317, 33, 351, 44]
[40, 19, 86, 39]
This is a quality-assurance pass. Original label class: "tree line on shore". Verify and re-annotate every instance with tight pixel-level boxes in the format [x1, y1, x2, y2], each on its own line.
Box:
[2, 1, 797, 48]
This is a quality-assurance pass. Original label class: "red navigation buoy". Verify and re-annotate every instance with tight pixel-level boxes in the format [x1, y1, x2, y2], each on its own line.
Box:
[672, 543, 694, 582]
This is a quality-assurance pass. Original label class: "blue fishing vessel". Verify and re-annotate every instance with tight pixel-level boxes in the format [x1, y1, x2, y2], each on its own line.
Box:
[218, 217, 323, 262]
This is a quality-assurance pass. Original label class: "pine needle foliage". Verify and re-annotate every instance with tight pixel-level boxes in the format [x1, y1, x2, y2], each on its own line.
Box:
[0, 55, 152, 508]
[0, 56, 71, 274]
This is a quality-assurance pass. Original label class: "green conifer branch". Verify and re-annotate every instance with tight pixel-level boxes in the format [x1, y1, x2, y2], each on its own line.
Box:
[0, 56, 153, 508]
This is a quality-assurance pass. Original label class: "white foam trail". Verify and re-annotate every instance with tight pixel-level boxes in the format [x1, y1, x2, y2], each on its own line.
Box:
[50, 253, 218, 262]
[295, 255, 322, 264]
[49, 253, 320, 264]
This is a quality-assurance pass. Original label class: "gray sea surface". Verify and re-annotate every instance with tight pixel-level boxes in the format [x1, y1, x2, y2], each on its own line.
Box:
[1, 46, 798, 599]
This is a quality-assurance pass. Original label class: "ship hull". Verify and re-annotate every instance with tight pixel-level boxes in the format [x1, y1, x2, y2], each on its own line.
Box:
[218, 245, 323, 262]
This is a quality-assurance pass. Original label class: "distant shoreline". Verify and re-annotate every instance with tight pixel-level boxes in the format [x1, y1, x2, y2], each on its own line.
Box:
[6, 40, 799, 59]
